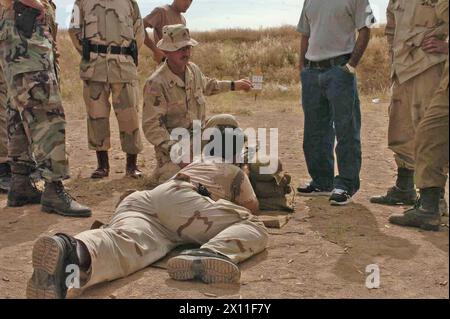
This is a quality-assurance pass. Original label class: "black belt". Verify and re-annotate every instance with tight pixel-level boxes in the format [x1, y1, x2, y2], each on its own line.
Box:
[89, 44, 132, 56]
[305, 54, 351, 69]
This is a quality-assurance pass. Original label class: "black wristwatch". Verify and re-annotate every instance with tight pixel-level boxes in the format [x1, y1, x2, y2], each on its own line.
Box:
[231, 81, 235, 91]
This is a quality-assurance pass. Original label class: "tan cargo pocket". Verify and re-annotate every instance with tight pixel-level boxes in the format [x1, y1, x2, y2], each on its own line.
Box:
[413, 4, 438, 27]
[84, 14, 98, 38]
[118, 14, 134, 40]
[167, 101, 187, 117]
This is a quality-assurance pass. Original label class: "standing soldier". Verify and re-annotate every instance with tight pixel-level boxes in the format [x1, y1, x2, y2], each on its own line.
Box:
[143, 0, 193, 63]
[371, 0, 449, 209]
[0, 0, 91, 216]
[142, 25, 253, 184]
[389, 0, 449, 231]
[68, 0, 145, 179]
[0, 67, 10, 192]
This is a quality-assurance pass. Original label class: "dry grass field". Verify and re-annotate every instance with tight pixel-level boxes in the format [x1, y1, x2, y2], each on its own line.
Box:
[58, 25, 391, 117]
[0, 26, 448, 299]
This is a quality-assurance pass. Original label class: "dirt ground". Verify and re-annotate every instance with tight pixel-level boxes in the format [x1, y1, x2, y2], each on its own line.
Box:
[0, 97, 448, 299]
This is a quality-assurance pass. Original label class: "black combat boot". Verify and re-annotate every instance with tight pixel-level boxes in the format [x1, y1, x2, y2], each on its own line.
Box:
[27, 233, 81, 299]
[389, 187, 441, 231]
[91, 151, 109, 179]
[0, 162, 11, 193]
[7, 164, 42, 207]
[41, 181, 91, 217]
[370, 168, 416, 205]
[125, 154, 143, 179]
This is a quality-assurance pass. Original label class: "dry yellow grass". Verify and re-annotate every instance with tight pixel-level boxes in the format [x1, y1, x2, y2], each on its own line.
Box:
[57, 25, 390, 115]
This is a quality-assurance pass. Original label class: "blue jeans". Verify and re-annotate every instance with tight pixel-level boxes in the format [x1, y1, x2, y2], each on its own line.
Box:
[300, 65, 362, 195]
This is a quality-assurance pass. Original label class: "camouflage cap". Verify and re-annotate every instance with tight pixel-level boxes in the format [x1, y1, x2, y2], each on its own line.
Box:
[204, 114, 240, 130]
[157, 24, 199, 52]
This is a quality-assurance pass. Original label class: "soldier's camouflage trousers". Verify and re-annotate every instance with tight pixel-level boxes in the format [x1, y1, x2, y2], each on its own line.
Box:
[0, 69, 7, 164]
[8, 70, 69, 181]
[83, 81, 143, 154]
[75, 180, 268, 288]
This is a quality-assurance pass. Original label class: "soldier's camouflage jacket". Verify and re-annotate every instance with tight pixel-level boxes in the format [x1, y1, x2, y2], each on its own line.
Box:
[68, 0, 145, 83]
[142, 61, 233, 148]
[386, 0, 449, 84]
[0, 0, 58, 83]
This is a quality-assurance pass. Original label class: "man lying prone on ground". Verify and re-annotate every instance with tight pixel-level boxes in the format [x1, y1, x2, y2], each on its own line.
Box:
[26, 122, 268, 299]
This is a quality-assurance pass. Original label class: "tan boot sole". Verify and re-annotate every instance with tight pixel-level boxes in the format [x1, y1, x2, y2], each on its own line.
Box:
[26, 236, 63, 299]
[167, 255, 240, 284]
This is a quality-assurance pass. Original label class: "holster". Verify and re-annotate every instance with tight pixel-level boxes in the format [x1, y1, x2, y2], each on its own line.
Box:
[130, 40, 138, 66]
[197, 184, 212, 198]
[13, 1, 40, 39]
[82, 37, 90, 62]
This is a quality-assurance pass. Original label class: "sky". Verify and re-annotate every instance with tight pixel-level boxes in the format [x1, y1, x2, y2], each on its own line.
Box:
[55, 0, 389, 31]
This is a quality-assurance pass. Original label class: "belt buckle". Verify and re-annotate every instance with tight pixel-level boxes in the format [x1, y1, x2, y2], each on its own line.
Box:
[106, 45, 112, 55]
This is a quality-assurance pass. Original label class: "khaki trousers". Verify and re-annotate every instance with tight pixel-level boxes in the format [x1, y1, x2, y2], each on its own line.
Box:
[388, 63, 444, 170]
[76, 180, 268, 289]
[415, 85, 449, 189]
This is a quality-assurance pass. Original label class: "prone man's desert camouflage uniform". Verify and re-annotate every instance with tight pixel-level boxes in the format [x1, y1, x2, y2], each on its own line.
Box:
[68, 0, 144, 154]
[0, 0, 69, 181]
[74, 161, 268, 288]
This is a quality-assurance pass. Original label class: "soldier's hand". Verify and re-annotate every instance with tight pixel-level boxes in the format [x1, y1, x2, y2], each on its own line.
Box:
[153, 48, 166, 64]
[235, 79, 253, 92]
[422, 37, 449, 55]
[20, 0, 45, 20]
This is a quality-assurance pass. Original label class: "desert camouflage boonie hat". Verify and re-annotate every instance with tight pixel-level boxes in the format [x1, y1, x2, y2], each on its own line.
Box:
[157, 24, 199, 52]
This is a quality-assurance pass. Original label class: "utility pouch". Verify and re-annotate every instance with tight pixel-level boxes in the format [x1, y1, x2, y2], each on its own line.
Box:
[130, 39, 138, 66]
[82, 37, 90, 61]
[14, 1, 40, 39]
